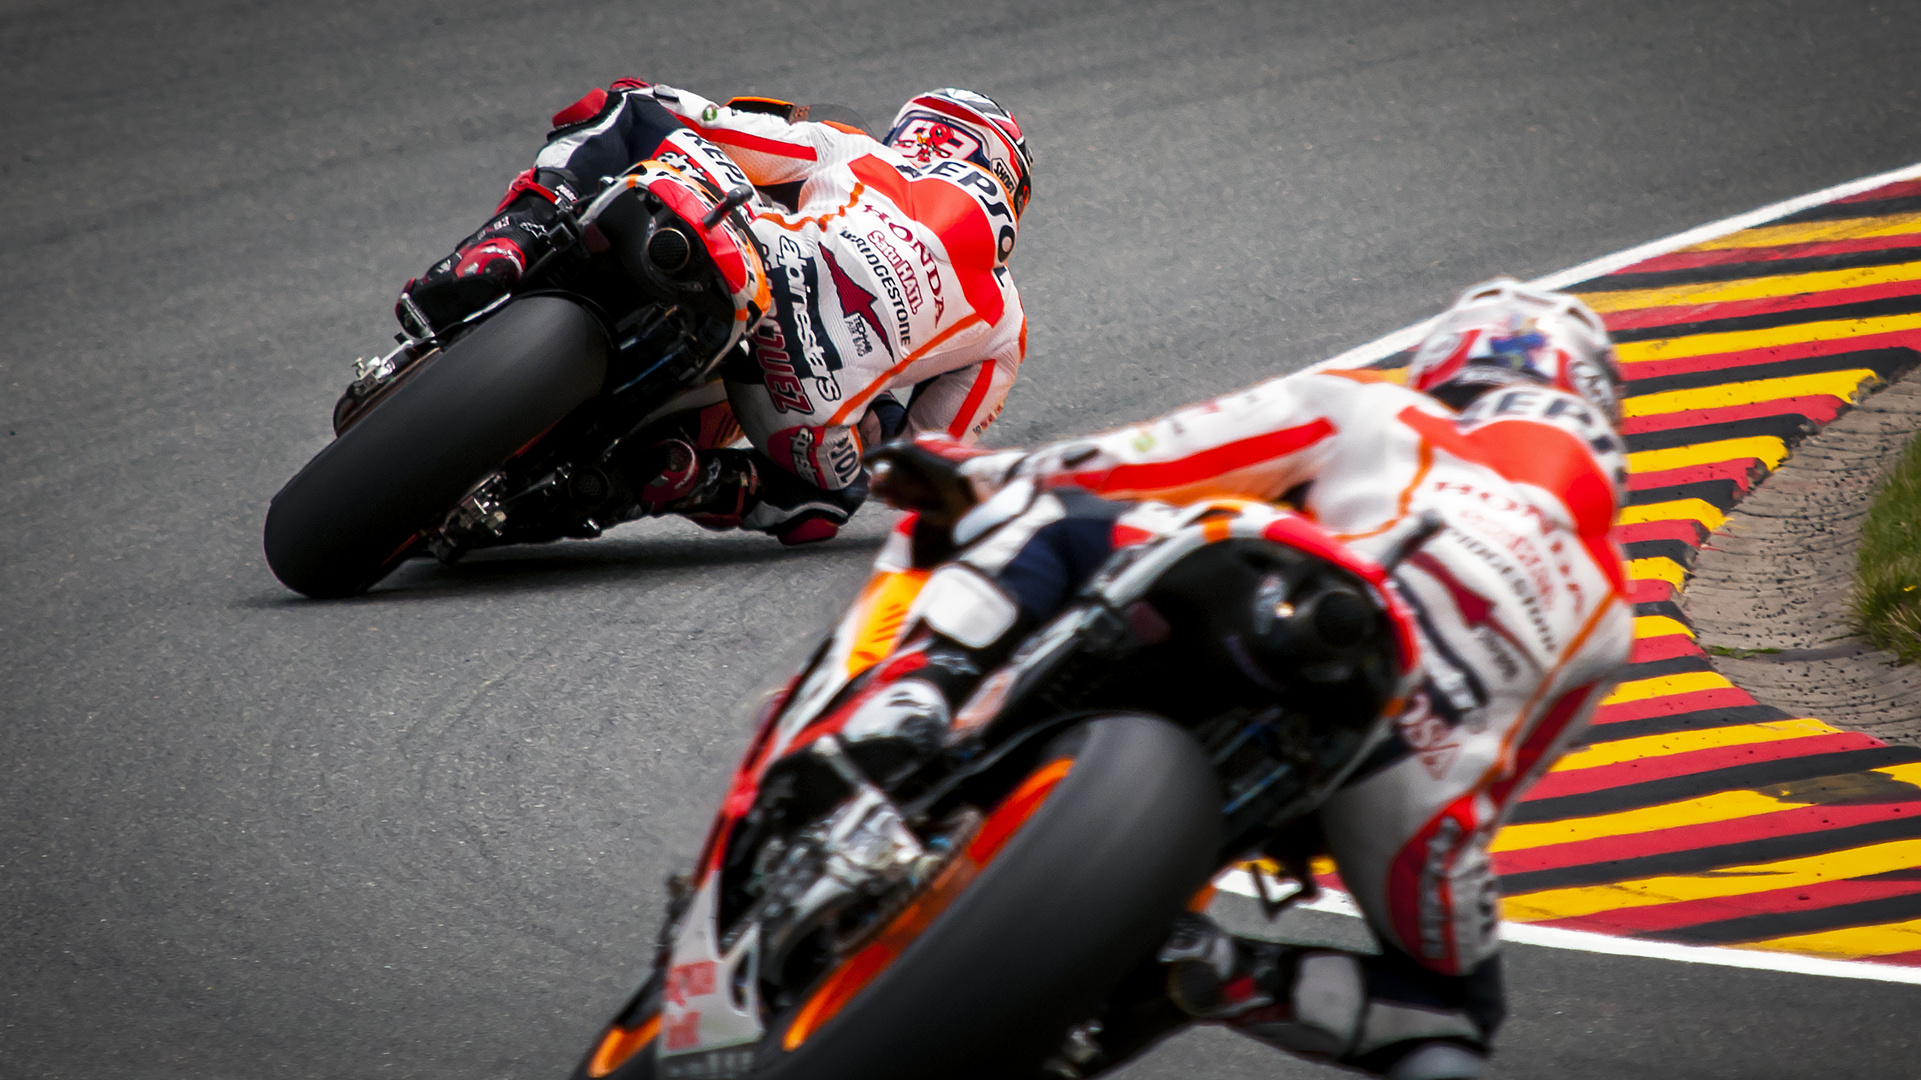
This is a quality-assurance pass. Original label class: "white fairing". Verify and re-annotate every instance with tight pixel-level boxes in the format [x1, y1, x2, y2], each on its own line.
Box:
[910, 565, 1018, 648]
[657, 875, 765, 1068]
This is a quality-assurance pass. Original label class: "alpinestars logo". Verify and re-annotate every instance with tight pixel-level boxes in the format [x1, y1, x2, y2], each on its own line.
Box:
[821, 248, 892, 360]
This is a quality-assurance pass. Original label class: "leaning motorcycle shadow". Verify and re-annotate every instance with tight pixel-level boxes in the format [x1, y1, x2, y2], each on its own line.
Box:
[241, 528, 887, 606]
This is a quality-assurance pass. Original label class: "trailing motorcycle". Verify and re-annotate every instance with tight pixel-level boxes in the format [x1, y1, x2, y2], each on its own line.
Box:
[262, 103, 870, 599]
[571, 459, 1432, 1080]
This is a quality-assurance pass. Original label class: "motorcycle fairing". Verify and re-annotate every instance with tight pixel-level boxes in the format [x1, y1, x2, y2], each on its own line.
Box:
[652, 497, 1422, 1071]
[656, 875, 765, 1068]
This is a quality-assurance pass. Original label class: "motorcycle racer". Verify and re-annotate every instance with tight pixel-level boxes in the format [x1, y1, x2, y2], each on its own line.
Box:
[396, 81, 1031, 545]
[863, 279, 1634, 1079]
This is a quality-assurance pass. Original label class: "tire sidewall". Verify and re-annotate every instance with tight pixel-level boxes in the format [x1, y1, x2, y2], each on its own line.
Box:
[750, 713, 1221, 1080]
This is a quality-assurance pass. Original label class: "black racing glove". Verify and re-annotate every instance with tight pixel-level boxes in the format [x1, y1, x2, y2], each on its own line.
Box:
[396, 167, 583, 338]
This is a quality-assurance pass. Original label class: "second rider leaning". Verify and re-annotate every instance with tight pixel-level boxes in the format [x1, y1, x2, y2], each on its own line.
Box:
[865, 279, 1636, 1080]
[396, 82, 1032, 545]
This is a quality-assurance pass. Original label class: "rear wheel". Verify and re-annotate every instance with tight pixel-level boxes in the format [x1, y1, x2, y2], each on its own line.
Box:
[262, 297, 607, 598]
[751, 713, 1221, 1080]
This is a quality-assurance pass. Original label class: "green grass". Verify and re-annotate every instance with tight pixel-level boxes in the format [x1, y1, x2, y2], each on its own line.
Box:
[1854, 428, 1921, 665]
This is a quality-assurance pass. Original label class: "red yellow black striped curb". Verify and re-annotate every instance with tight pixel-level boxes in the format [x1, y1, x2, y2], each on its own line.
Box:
[1354, 172, 1921, 969]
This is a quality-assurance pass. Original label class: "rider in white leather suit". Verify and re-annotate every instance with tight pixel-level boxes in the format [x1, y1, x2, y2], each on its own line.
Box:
[399, 83, 1031, 544]
[871, 279, 1635, 1080]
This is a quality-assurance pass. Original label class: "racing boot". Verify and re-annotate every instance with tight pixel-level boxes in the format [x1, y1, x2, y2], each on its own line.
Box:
[642, 445, 864, 545]
[1158, 914, 1492, 1080]
[629, 438, 706, 507]
[644, 444, 761, 529]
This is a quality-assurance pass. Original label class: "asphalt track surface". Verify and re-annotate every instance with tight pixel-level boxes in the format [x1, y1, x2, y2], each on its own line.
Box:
[7, 2, 1921, 1077]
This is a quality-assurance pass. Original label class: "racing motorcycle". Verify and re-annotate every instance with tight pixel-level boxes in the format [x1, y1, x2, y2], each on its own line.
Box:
[569, 454, 1434, 1080]
[262, 103, 868, 599]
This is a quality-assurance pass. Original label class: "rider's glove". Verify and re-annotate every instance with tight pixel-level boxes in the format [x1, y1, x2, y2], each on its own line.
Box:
[865, 434, 1023, 524]
[395, 167, 583, 338]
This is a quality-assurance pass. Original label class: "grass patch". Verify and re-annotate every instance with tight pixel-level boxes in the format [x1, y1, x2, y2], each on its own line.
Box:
[1854, 427, 1921, 664]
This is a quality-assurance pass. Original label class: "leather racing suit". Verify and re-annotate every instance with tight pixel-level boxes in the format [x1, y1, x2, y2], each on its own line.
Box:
[949, 365, 1634, 1072]
[535, 81, 1026, 532]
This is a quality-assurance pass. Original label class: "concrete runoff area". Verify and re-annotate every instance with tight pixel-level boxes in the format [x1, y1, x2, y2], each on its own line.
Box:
[7, 1, 1921, 1077]
[1689, 367, 1921, 744]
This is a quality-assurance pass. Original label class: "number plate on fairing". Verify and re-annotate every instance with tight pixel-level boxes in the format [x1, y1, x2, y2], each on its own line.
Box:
[657, 876, 764, 1072]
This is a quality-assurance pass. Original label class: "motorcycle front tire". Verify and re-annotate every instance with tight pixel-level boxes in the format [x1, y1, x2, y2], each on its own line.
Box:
[262, 296, 607, 598]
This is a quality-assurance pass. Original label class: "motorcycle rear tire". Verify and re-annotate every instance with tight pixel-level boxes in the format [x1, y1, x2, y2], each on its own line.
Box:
[753, 713, 1221, 1080]
[262, 297, 607, 598]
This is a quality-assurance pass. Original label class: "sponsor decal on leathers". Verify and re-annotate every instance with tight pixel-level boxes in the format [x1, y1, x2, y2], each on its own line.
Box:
[841, 229, 914, 347]
[821, 247, 893, 361]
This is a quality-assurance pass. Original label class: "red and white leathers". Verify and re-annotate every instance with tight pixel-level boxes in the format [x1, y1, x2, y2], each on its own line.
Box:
[1011, 366, 1635, 976]
[536, 82, 1026, 496]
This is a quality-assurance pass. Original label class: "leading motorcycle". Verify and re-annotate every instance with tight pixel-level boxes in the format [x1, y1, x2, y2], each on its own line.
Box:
[570, 459, 1433, 1080]
[262, 103, 869, 599]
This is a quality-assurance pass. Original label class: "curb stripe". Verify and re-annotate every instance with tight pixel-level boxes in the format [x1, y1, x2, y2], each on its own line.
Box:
[1554, 717, 1839, 771]
[1595, 242, 1921, 291]
[1588, 259, 1921, 315]
[1618, 315, 1921, 364]
[1587, 703, 1791, 744]
[1624, 350, 1911, 396]
[1620, 370, 1879, 417]
[1688, 211, 1921, 252]
[1502, 837, 1921, 923]
[1614, 884, 1921, 945]
[1623, 409, 1825, 450]
[1507, 746, 1921, 825]
[1610, 293, 1921, 344]
[1493, 799, 1921, 877]
[1524, 731, 1885, 799]
[1737, 917, 1921, 960]
[1499, 804, 1921, 897]
[1603, 276, 1921, 332]
[1626, 435, 1789, 473]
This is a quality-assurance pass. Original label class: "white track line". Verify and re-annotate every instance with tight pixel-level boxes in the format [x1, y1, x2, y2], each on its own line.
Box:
[1247, 158, 1921, 985]
[1309, 158, 1921, 374]
[1212, 871, 1921, 985]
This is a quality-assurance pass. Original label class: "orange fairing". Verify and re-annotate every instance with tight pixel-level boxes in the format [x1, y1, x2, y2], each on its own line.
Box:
[843, 569, 930, 679]
[585, 1014, 660, 1078]
[780, 757, 1077, 1051]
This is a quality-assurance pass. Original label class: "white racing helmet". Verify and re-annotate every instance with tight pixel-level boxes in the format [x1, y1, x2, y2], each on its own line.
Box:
[1406, 278, 1623, 424]
[884, 88, 1033, 219]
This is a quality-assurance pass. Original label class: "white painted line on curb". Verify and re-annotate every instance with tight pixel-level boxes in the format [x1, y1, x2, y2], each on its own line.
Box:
[1307, 158, 1921, 376]
[1533, 159, 1921, 292]
[1213, 871, 1921, 984]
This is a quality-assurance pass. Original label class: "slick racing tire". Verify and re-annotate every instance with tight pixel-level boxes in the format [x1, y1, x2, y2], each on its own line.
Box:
[753, 713, 1220, 1080]
[262, 297, 607, 598]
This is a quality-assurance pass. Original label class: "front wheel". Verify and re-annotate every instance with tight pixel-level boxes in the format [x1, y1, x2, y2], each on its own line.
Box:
[263, 297, 607, 598]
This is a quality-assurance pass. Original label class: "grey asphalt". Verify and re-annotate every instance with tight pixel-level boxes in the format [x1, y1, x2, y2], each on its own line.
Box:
[5, 1, 1921, 1077]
